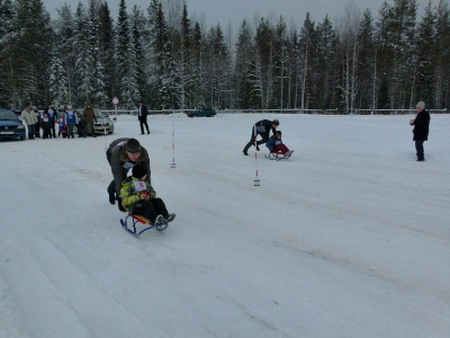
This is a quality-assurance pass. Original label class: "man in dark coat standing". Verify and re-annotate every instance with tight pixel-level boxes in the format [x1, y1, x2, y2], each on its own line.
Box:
[242, 119, 279, 155]
[410, 101, 430, 161]
[106, 137, 151, 211]
[137, 101, 150, 134]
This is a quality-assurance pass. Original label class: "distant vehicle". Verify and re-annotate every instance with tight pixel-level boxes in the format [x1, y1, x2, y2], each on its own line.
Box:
[93, 110, 115, 135]
[0, 108, 26, 140]
[186, 107, 217, 117]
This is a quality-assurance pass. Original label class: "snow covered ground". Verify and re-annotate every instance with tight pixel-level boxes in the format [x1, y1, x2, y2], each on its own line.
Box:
[1, 112, 450, 337]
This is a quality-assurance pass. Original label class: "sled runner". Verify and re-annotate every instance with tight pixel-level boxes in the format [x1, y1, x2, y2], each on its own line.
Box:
[265, 150, 293, 161]
[120, 213, 169, 237]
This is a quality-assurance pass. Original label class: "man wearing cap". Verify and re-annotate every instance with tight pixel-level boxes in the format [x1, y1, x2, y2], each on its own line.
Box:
[243, 119, 279, 155]
[409, 101, 430, 162]
[106, 137, 151, 211]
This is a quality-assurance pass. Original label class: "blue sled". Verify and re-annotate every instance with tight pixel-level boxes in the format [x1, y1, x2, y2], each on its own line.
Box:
[120, 213, 168, 237]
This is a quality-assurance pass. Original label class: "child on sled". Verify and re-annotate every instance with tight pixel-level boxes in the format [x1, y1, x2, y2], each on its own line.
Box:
[265, 130, 293, 158]
[120, 164, 175, 225]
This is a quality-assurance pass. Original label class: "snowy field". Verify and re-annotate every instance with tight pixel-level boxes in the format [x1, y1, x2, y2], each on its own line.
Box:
[1, 112, 450, 338]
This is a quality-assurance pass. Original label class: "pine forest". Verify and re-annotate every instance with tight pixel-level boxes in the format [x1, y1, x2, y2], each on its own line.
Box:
[1, 0, 450, 113]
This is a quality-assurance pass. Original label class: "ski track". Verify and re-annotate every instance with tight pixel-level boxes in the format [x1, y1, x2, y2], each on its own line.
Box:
[1, 113, 450, 337]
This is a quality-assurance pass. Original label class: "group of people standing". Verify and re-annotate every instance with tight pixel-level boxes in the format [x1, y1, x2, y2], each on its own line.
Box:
[18, 104, 99, 139]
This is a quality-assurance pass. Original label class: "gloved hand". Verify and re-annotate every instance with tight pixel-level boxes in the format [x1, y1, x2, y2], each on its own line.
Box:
[117, 197, 126, 212]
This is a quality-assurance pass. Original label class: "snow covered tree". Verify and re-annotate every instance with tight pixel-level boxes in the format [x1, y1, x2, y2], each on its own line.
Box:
[234, 20, 258, 108]
[54, 4, 77, 107]
[48, 54, 69, 106]
[336, 1, 363, 114]
[9, 0, 53, 107]
[377, 0, 418, 109]
[298, 13, 317, 109]
[0, 0, 14, 106]
[116, 0, 139, 109]
[204, 24, 231, 108]
[73, 1, 107, 107]
[147, 0, 176, 109]
[98, 2, 116, 104]
[432, 0, 450, 108]
[356, 9, 377, 110]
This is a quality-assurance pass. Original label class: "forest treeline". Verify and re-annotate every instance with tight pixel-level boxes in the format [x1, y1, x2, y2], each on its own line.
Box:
[1, 0, 450, 112]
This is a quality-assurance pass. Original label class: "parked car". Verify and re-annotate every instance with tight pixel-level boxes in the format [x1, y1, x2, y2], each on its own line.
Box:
[93, 110, 115, 135]
[0, 108, 26, 140]
[186, 107, 217, 117]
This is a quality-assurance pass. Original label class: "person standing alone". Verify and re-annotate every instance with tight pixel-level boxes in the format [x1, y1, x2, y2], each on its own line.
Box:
[409, 101, 430, 161]
[137, 101, 150, 134]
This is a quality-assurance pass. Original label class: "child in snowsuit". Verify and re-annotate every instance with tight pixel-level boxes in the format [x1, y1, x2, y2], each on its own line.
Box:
[57, 112, 67, 138]
[120, 164, 175, 224]
[40, 112, 51, 139]
[65, 106, 78, 138]
[265, 130, 293, 156]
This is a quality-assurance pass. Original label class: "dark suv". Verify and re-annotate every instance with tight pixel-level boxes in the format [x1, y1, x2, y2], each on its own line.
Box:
[186, 107, 217, 117]
[0, 108, 26, 140]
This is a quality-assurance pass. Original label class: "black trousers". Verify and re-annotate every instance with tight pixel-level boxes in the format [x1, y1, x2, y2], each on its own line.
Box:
[415, 139, 425, 160]
[139, 117, 149, 133]
[132, 198, 168, 223]
[243, 131, 270, 152]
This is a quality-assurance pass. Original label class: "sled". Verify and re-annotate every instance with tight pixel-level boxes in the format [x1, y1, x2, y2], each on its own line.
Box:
[265, 150, 293, 161]
[120, 213, 168, 237]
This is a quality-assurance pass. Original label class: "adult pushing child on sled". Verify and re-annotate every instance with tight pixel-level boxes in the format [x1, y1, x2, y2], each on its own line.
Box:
[242, 118, 279, 156]
[120, 164, 175, 236]
[106, 137, 150, 211]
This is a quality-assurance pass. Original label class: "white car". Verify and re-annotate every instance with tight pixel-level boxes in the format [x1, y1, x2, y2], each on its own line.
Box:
[93, 110, 115, 135]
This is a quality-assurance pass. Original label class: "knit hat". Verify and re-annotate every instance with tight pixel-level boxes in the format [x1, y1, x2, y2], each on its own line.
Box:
[416, 101, 425, 109]
[132, 164, 147, 179]
[272, 119, 280, 125]
[125, 138, 141, 153]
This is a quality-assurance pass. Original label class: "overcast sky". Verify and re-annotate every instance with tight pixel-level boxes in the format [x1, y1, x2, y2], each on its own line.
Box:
[42, 0, 439, 28]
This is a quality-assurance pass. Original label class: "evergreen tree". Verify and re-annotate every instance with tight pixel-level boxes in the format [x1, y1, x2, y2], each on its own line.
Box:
[0, 0, 14, 106]
[298, 13, 317, 109]
[148, 0, 174, 109]
[98, 2, 116, 104]
[204, 24, 231, 108]
[377, 0, 417, 108]
[415, 2, 436, 107]
[433, 0, 450, 107]
[235, 20, 258, 108]
[316, 15, 339, 109]
[190, 21, 206, 107]
[116, 0, 139, 109]
[357, 10, 377, 110]
[10, 0, 53, 107]
[49, 54, 69, 106]
[54, 3, 77, 107]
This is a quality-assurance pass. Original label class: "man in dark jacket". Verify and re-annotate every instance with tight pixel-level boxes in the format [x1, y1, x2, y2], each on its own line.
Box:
[106, 137, 151, 211]
[137, 101, 150, 134]
[409, 101, 430, 161]
[243, 119, 279, 155]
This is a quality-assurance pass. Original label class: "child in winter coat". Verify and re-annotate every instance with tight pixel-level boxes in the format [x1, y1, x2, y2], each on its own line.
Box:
[120, 164, 175, 225]
[57, 112, 67, 138]
[265, 130, 293, 156]
[40, 112, 51, 139]
[65, 106, 78, 138]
